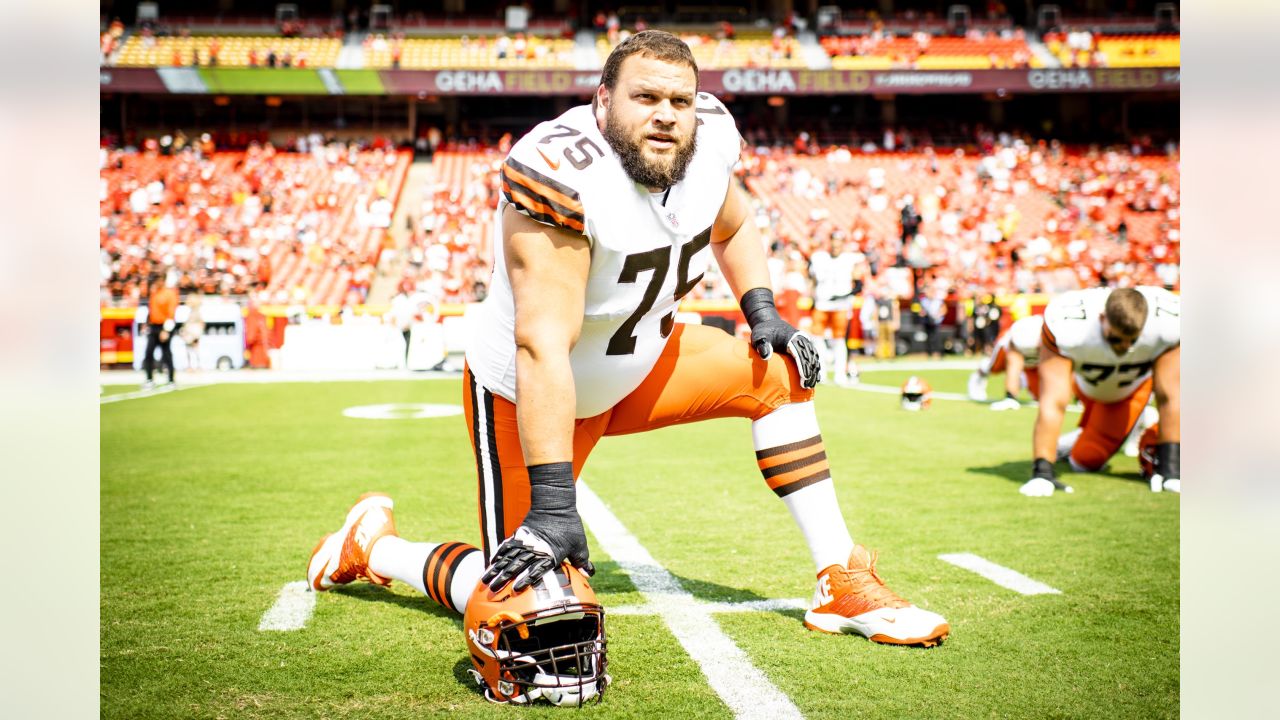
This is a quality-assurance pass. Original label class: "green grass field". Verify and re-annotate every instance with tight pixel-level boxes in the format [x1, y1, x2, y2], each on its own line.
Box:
[101, 369, 1178, 718]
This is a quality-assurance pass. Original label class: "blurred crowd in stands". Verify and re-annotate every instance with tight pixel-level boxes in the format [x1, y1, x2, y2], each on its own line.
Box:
[101, 124, 1178, 355]
[100, 133, 409, 309]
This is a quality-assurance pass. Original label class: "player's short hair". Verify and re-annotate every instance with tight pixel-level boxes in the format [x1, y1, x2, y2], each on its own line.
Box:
[1104, 288, 1148, 336]
[599, 30, 698, 93]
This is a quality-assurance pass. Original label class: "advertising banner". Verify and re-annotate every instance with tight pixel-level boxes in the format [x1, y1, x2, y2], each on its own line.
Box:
[101, 66, 1179, 96]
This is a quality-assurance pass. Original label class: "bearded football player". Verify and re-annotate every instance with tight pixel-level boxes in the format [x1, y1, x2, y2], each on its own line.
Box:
[307, 31, 949, 705]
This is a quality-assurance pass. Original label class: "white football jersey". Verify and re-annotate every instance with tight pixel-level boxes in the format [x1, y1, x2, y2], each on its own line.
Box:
[467, 96, 743, 418]
[809, 251, 858, 311]
[1041, 286, 1180, 402]
[1000, 315, 1044, 367]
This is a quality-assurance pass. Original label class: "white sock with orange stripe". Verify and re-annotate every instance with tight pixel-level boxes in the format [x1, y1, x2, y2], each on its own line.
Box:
[369, 537, 484, 614]
[753, 401, 856, 572]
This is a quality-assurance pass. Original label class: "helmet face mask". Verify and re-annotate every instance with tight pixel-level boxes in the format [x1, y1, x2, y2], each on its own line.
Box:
[465, 564, 609, 706]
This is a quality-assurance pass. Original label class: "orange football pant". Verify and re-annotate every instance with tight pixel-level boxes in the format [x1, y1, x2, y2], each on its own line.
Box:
[1068, 377, 1153, 471]
[463, 322, 814, 561]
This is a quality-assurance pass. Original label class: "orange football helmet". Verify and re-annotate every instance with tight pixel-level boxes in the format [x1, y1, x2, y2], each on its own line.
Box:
[464, 563, 608, 706]
[1138, 424, 1160, 479]
[900, 376, 932, 411]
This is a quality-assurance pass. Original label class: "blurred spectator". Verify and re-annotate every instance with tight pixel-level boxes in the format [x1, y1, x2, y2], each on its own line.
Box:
[874, 286, 900, 360]
[142, 274, 179, 388]
[179, 294, 204, 370]
[919, 285, 947, 358]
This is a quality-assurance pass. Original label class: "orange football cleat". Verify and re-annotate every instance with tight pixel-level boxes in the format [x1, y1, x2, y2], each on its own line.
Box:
[804, 544, 949, 647]
[307, 493, 398, 591]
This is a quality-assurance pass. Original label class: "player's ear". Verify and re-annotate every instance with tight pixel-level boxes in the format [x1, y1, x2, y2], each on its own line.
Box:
[594, 86, 609, 127]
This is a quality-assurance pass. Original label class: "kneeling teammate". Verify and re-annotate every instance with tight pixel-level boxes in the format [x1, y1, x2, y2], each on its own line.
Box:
[1021, 286, 1180, 497]
[967, 314, 1044, 410]
[308, 29, 948, 687]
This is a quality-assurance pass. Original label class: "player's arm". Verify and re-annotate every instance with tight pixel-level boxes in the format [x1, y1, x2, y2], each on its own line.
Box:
[1153, 345, 1179, 443]
[505, 204, 590, 463]
[1022, 343, 1075, 496]
[711, 181, 821, 388]
[481, 204, 593, 592]
[1004, 350, 1025, 399]
[1032, 346, 1072, 462]
[1151, 345, 1180, 490]
[710, 180, 771, 295]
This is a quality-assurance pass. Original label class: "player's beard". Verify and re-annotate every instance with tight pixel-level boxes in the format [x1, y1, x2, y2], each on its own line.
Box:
[603, 106, 697, 190]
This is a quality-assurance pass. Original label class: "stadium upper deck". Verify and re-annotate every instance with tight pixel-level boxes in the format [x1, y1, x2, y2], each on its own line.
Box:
[102, 13, 1179, 72]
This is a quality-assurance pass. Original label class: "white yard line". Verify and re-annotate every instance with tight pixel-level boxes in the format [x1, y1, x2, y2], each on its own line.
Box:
[577, 482, 804, 720]
[938, 553, 1062, 595]
[847, 382, 1083, 412]
[608, 598, 808, 616]
[99, 383, 206, 404]
[258, 581, 317, 631]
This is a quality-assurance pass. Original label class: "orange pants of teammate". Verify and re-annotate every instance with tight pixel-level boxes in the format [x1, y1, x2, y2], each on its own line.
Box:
[986, 345, 1040, 399]
[810, 308, 849, 340]
[1068, 377, 1153, 471]
[462, 322, 813, 561]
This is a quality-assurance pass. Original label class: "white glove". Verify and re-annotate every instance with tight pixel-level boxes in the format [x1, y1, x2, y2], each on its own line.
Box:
[1150, 474, 1180, 494]
[1020, 477, 1074, 497]
[990, 397, 1021, 411]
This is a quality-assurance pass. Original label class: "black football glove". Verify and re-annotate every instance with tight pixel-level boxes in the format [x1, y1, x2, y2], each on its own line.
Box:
[740, 287, 822, 389]
[480, 462, 594, 592]
[1150, 442, 1180, 493]
[1019, 458, 1074, 497]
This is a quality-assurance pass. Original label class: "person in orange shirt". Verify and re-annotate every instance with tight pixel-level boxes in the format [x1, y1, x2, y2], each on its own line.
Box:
[142, 274, 179, 388]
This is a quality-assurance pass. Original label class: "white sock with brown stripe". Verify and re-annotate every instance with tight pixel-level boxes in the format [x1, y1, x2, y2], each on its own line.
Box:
[369, 537, 484, 613]
[753, 401, 855, 572]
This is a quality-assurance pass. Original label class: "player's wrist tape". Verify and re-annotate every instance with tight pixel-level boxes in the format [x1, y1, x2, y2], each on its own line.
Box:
[1032, 458, 1056, 480]
[739, 287, 780, 328]
[527, 462, 576, 514]
[1155, 443, 1179, 479]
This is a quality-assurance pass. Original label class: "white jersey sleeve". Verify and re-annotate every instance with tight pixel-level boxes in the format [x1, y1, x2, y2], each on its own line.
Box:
[694, 92, 744, 172]
[500, 119, 593, 240]
[1006, 316, 1044, 367]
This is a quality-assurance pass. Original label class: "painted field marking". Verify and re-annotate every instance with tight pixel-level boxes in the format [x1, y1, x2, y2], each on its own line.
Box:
[577, 481, 805, 720]
[848, 382, 1083, 412]
[258, 581, 317, 631]
[608, 597, 807, 616]
[938, 553, 1061, 595]
[341, 403, 463, 420]
[99, 383, 204, 404]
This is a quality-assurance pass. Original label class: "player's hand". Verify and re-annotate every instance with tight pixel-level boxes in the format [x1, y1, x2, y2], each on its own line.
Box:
[990, 396, 1021, 411]
[480, 462, 593, 592]
[1150, 443, 1180, 493]
[481, 522, 594, 592]
[1020, 458, 1073, 497]
[750, 321, 822, 389]
[740, 287, 821, 389]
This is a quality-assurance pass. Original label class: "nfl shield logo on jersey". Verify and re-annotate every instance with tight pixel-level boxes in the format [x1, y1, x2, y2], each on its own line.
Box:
[666, 212, 679, 228]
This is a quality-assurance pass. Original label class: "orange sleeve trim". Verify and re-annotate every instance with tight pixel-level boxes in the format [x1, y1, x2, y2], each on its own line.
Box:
[1041, 323, 1059, 355]
[502, 160, 584, 217]
[503, 179, 586, 233]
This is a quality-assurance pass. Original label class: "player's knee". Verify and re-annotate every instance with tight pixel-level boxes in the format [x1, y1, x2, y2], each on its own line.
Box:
[1068, 448, 1108, 473]
[749, 356, 815, 420]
